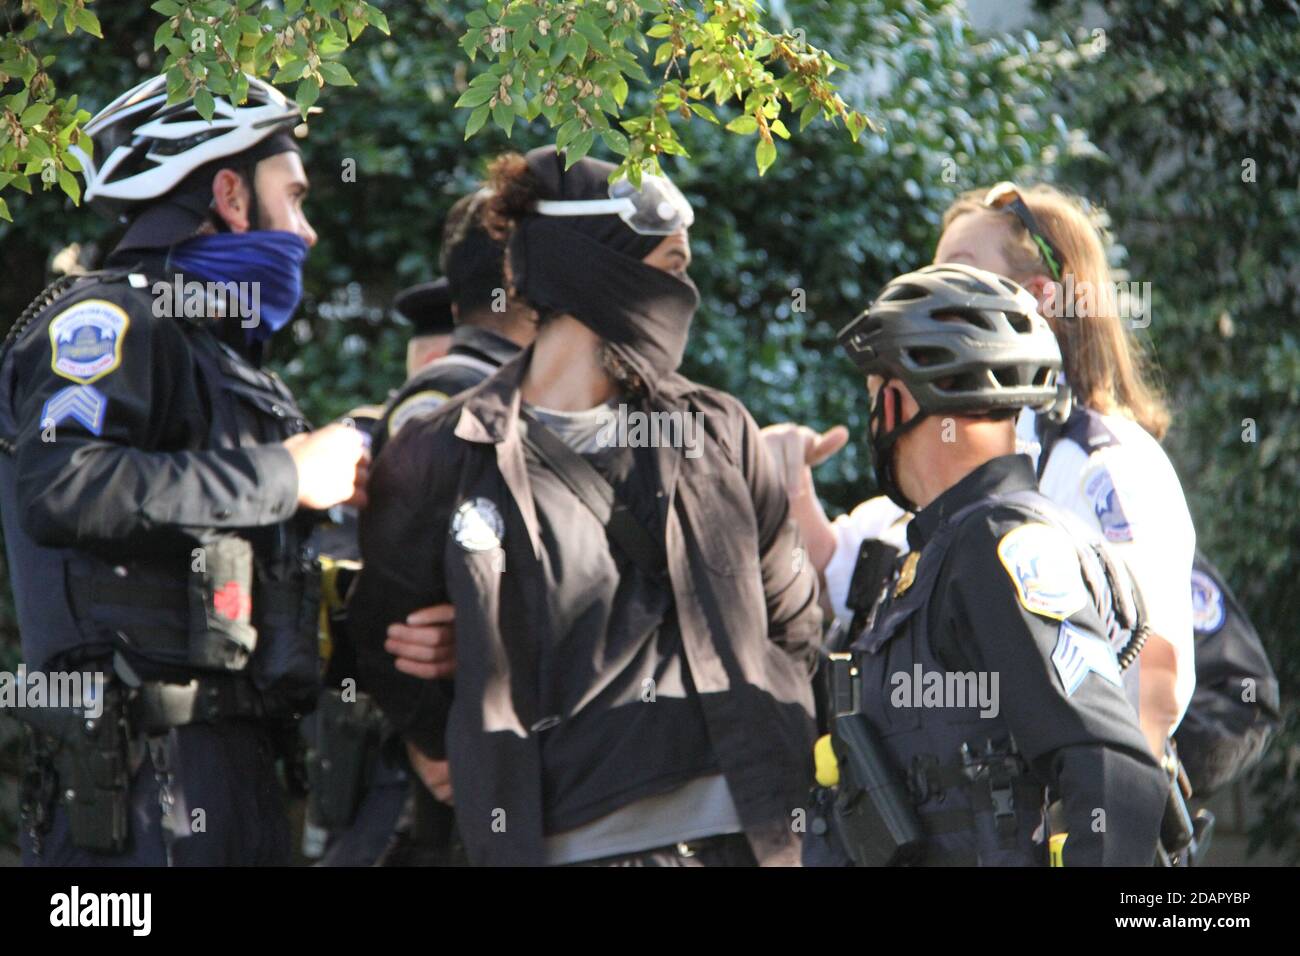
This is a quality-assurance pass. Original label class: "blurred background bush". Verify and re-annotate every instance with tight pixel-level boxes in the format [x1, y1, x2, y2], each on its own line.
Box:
[1, 0, 1295, 862]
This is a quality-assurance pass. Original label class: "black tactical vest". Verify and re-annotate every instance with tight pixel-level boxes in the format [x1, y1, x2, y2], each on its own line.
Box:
[847, 489, 1143, 866]
[2, 270, 321, 709]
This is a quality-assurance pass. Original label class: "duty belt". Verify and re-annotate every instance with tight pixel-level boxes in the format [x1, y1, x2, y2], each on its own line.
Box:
[130, 673, 280, 734]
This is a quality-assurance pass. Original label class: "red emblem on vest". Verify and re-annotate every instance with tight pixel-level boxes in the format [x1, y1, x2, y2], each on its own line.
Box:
[213, 581, 251, 621]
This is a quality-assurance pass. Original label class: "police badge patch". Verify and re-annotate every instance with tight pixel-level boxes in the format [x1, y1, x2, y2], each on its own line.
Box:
[996, 523, 1089, 621]
[48, 300, 130, 384]
[451, 497, 504, 552]
[1082, 466, 1134, 543]
[1052, 620, 1123, 696]
[1190, 569, 1227, 634]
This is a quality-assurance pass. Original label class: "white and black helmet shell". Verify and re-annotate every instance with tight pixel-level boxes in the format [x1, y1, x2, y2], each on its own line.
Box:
[838, 262, 1063, 415]
[71, 73, 302, 219]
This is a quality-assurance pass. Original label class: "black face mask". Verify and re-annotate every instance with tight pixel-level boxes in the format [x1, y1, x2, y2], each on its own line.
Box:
[868, 385, 928, 513]
[509, 217, 699, 392]
[508, 147, 700, 393]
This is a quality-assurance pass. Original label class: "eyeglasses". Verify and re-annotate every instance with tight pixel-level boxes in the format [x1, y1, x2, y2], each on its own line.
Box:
[983, 182, 1065, 281]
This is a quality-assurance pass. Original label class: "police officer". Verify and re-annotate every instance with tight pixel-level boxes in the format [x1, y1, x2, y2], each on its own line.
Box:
[312, 190, 535, 866]
[1174, 552, 1281, 794]
[371, 188, 536, 458]
[394, 278, 455, 376]
[809, 263, 1167, 866]
[0, 74, 369, 865]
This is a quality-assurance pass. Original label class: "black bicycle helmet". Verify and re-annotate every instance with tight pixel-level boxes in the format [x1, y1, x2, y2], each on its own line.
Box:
[838, 263, 1062, 415]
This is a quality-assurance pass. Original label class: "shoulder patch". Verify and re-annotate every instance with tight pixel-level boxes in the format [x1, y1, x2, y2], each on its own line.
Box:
[1082, 465, 1133, 543]
[48, 299, 129, 384]
[389, 390, 449, 437]
[1052, 620, 1123, 696]
[996, 522, 1090, 621]
[40, 384, 107, 436]
[1190, 569, 1227, 634]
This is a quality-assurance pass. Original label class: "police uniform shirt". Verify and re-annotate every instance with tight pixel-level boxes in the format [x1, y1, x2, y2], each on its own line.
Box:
[372, 324, 521, 458]
[1017, 407, 1197, 724]
[824, 407, 1198, 725]
[865, 454, 1166, 866]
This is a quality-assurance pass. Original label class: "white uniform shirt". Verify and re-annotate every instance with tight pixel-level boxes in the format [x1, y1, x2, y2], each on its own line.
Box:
[824, 407, 1197, 724]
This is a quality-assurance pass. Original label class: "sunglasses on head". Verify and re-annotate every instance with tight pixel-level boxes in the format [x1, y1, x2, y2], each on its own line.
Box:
[983, 182, 1065, 281]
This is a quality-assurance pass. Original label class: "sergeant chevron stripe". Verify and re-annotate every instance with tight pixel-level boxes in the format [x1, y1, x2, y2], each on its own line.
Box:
[40, 384, 107, 436]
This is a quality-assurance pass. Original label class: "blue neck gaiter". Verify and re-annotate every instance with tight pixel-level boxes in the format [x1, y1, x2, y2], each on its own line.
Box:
[167, 230, 309, 342]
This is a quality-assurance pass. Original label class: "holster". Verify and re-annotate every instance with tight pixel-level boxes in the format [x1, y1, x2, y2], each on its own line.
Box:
[307, 687, 386, 829]
[825, 654, 926, 867]
[17, 679, 132, 854]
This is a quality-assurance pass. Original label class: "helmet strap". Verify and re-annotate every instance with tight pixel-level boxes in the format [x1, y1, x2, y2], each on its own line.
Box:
[869, 385, 929, 513]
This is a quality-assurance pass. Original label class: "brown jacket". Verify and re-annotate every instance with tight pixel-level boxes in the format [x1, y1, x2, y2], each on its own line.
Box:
[351, 348, 822, 865]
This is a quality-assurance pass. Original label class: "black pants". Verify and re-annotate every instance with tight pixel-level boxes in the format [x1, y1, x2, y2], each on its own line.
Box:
[567, 833, 758, 867]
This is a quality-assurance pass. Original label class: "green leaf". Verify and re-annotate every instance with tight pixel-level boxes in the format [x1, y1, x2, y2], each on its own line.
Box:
[726, 115, 758, 134]
[154, 20, 175, 51]
[151, 0, 183, 14]
[564, 129, 594, 168]
[689, 103, 719, 124]
[466, 10, 490, 28]
[752, 36, 774, 59]
[755, 138, 777, 175]
[455, 85, 496, 109]
[58, 166, 80, 203]
[364, 3, 390, 34]
[318, 61, 356, 86]
[647, 23, 673, 39]
[464, 104, 490, 139]
[275, 60, 309, 84]
[567, 32, 588, 65]
[492, 100, 515, 135]
[0, 196, 10, 222]
[74, 8, 103, 38]
[798, 100, 819, 131]
[194, 87, 216, 121]
[601, 129, 630, 156]
[20, 104, 52, 127]
[555, 117, 582, 151]
[295, 77, 321, 117]
[770, 119, 791, 140]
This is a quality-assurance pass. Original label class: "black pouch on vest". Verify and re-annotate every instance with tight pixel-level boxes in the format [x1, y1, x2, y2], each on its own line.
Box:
[250, 553, 322, 705]
[308, 688, 381, 828]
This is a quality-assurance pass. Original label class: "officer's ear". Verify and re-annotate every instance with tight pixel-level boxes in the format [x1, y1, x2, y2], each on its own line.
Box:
[210, 168, 253, 234]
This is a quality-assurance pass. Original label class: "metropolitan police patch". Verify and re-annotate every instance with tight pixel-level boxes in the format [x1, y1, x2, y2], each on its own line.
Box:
[48, 299, 129, 384]
[451, 497, 504, 552]
[1052, 620, 1123, 696]
[1191, 569, 1227, 634]
[1082, 466, 1133, 543]
[996, 523, 1089, 621]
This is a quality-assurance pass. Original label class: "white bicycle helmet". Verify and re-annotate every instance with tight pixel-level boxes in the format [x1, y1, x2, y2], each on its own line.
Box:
[72, 73, 304, 220]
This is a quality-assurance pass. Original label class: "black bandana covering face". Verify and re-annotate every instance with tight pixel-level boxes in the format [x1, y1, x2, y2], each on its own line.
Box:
[508, 147, 701, 392]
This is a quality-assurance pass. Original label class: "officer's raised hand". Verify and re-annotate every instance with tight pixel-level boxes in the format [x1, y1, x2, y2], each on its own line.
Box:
[283, 422, 370, 509]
